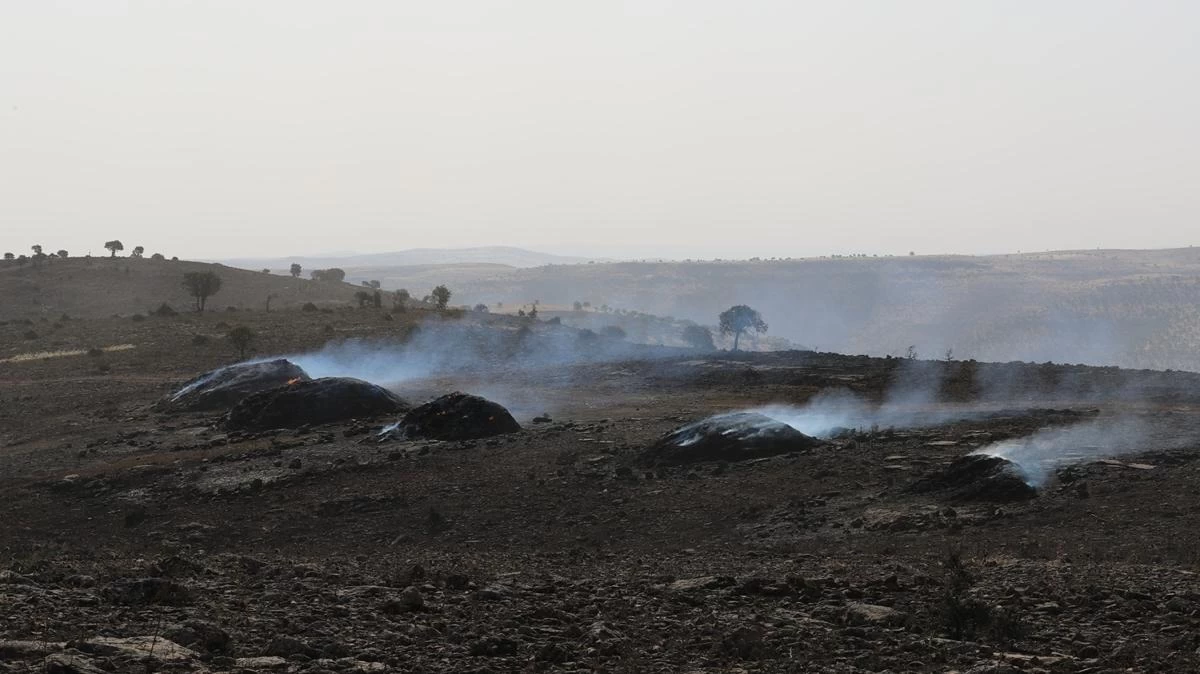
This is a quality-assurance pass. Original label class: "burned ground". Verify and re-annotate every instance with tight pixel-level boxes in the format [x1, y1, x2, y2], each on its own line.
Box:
[3, 310, 1200, 672]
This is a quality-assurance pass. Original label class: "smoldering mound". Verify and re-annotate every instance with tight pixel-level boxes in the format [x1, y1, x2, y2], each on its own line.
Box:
[386, 392, 521, 441]
[648, 412, 824, 465]
[160, 359, 310, 412]
[224, 377, 409, 432]
[909, 453, 1038, 503]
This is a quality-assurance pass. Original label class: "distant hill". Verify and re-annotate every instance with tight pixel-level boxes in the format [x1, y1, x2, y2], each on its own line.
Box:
[219, 246, 595, 272]
[434, 247, 1200, 372]
[0, 257, 367, 319]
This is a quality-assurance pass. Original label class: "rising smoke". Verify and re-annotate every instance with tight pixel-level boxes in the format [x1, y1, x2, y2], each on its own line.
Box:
[971, 416, 1159, 487]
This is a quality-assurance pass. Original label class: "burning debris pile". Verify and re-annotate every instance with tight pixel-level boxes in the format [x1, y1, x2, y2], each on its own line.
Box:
[159, 359, 310, 411]
[224, 377, 408, 432]
[386, 392, 521, 441]
[909, 453, 1038, 503]
[647, 412, 824, 465]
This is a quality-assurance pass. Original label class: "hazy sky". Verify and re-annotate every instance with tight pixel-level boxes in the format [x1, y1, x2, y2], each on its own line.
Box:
[2, 1, 1198, 260]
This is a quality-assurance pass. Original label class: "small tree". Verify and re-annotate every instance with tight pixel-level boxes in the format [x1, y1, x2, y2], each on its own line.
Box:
[573, 301, 584, 312]
[682, 324, 716, 350]
[393, 289, 410, 311]
[473, 303, 489, 313]
[719, 305, 768, 351]
[104, 240, 124, 257]
[226, 325, 255, 360]
[3, 252, 13, 261]
[354, 290, 373, 308]
[262, 268, 271, 274]
[369, 280, 381, 289]
[150, 253, 165, 261]
[17, 254, 28, 266]
[528, 305, 538, 319]
[431, 285, 452, 310]
[31, 245, 43, 256]
[56, 250, 68, 258]
[290, 263, 302, 278]
[182, 271, 223, 312]
[131, 246, 144, 258]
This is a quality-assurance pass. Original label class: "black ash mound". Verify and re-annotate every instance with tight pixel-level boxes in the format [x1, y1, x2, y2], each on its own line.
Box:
[909, 453, 1037, 503]
[647, 412, 824, 465]
[392, 392, 521, 441]
[160, 359, 310, 412]
[225, 377, 408, 431]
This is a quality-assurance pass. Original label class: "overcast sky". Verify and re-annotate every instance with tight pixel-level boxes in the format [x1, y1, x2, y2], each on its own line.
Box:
[2, 1, 1198, 260]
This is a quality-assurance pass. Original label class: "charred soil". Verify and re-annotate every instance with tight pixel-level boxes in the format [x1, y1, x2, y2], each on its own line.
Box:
[4, 310, 1200, 672]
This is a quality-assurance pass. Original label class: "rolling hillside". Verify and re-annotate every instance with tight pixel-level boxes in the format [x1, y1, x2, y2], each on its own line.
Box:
[0, 257, 366, 320]
[220, 246, 594, 272]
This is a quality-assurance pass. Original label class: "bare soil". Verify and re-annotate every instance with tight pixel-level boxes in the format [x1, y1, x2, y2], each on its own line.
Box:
[3, 309, 1200, 672]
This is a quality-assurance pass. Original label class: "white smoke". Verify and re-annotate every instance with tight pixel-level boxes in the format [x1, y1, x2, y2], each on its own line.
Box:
[970, 416, 1153, 487]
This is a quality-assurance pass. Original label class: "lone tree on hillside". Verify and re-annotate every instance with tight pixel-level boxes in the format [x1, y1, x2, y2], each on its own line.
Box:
[3, 252, 13, 261]
[290, 263, 302, 278]
[56, 250, 68, 259]
[431, 285, 452, 310]
[226, 325, 255, 360]
[719, 305, 768, 351]
[131, 246, 144, 258]
[104, 240, 124, 257]
[31, 245, 43, 256]
[182, 271, 223, 312]
[682, 324, 716, 350]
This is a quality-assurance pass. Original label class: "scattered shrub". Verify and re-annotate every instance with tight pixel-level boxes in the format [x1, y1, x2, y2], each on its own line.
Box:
[130, 314, 146, 322]
[151, 303, 177, 317]
[226, 325, 256, 359]
[301, 302, 318, 312]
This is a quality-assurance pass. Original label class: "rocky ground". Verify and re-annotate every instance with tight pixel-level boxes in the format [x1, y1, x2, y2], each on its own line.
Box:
[4, 317, 1200, 672]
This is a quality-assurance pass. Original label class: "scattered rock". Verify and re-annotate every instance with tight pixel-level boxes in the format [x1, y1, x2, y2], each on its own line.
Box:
[43, 652, 108, 674]
[77, 636, 197, 663]
[0, 640, 65, 658]
[163, 620, 231, 653]
[668, 576, 735, 592]
[844, 602, 905, 626]
[102, 577, 192, 606]
[235, 656, 289, 670]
